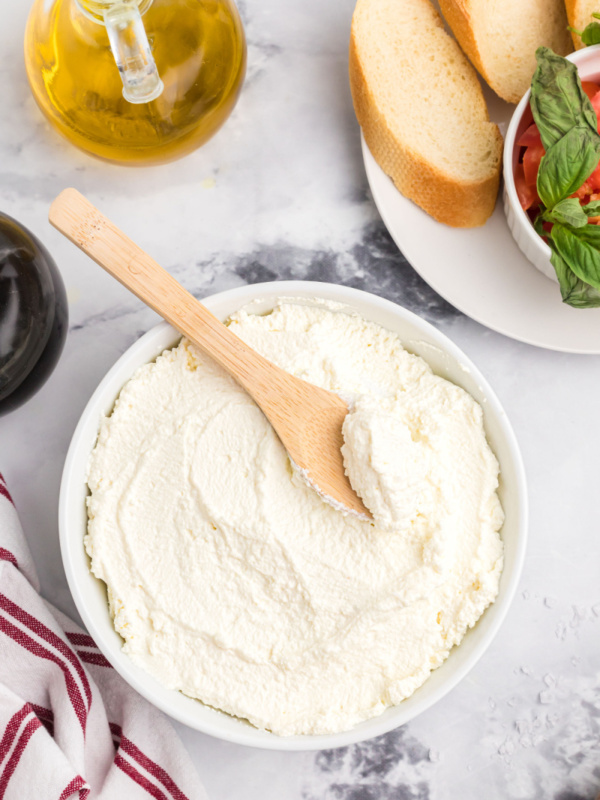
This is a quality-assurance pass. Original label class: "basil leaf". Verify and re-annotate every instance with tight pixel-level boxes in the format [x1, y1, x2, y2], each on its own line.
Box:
[582, 22, 600, 46]
[568, 221, 600, 246]
[551, 222, 600, 289]
[562, 278, 600, 307]
[550, 249, 600, 307]
[533, 213, 547, 238]
[551, 248, 581, 298]
[531, 47, 598, 149]
[546, 229, 600, 307]
[582, 200, 600, 216]
[546, 197, 588, 227]
[536, 125, 600, 208]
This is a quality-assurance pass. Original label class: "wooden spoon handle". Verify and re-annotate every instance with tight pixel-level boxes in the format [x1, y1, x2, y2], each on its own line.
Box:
[49, 188, 273, 393]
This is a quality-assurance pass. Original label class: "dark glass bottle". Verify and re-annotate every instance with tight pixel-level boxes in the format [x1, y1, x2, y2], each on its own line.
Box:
[0, 213, 68, 416]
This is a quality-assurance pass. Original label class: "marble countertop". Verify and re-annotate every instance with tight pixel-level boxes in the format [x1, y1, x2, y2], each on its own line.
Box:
[2, 1, 600, 798]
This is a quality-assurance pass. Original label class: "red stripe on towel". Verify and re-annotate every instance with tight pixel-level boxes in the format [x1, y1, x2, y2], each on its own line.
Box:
[77, 651, 112, 669]
[29, 704, 53, 723]
[0, 595, 92, 712]
[115, 753, 169, 800]
[58, 775, 90, 800]
[0, 706, 31, 762]
[30, 704, 54, 736]
[0, 550, 17, 569]
[0, 485, 13, 506]
[109, 722, 121, 738]
[110, 724, 189, 800]
[0, 615, 87, 732]
[0, 717, 41, 799]
[0, 472, 13, 506]
[65, 632, 97, 648]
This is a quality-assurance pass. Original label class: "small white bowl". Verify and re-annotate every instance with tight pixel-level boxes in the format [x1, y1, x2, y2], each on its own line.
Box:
[503, 44, 600, 282]
[59, 281, 527, 751]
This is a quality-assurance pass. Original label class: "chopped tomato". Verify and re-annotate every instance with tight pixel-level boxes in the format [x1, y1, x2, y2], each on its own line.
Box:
[514, 163, 540, 211]
[590, 91, 600, 123]
[572, 180, 594, 201]
[583, 88, 600, 198]
[515, 92, 600, 218]
[582, 81, 600, 101]
[523, 140, 545, 186]
[518, 123, 542, 148]
[586, 159, 600, 192]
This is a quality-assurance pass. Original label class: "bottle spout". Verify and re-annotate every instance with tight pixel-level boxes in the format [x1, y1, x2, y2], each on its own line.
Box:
[104, 1, 163, 104]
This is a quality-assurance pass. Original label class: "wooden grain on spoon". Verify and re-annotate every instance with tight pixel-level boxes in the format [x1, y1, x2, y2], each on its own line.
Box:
[49, 188, 371, 520]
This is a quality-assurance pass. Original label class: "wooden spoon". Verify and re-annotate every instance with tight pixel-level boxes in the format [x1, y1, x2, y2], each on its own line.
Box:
[49, 188, 371, 520]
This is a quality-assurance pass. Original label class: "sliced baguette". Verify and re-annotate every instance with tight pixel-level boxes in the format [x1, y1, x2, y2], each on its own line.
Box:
[566, 0, 600, 49]
[349, 0, 502, 228]
[438, 0, 573, 104]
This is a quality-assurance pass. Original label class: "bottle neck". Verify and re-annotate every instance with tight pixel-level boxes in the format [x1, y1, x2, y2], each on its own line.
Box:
[75, 0, 153, 24]
[75, 0, 163, 104]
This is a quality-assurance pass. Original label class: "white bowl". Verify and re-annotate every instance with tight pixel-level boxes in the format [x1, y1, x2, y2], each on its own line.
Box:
[503, 44, 600, 282]
[59, 281, 527, 751]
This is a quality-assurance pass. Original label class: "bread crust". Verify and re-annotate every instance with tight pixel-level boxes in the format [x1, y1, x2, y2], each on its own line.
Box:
[436, 0, 499, 99]
[565, 0, 589, 50]
[439, 0, 573, 103]
[348, 19, 502, 228]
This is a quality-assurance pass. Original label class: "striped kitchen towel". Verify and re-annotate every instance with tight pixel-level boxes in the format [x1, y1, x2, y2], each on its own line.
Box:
[0, 473, 208, 800]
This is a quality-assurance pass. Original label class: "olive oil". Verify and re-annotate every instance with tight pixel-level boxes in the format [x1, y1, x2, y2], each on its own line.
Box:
[25, 0, 246, 165]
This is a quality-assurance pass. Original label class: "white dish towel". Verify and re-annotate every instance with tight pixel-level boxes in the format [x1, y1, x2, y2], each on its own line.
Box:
[0, 473, 208, 800]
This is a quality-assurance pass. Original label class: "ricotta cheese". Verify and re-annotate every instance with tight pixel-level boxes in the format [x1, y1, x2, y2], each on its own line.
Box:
[86, 300, 504, 736]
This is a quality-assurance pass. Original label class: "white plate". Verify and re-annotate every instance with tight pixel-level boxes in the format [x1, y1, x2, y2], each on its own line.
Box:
[361, 103, 600, 353]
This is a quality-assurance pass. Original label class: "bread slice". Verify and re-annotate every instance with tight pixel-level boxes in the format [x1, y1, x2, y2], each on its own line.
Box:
[349, 0, 502, 228]
[438, 0, 573, 104]
[566, 0, 599, 49]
